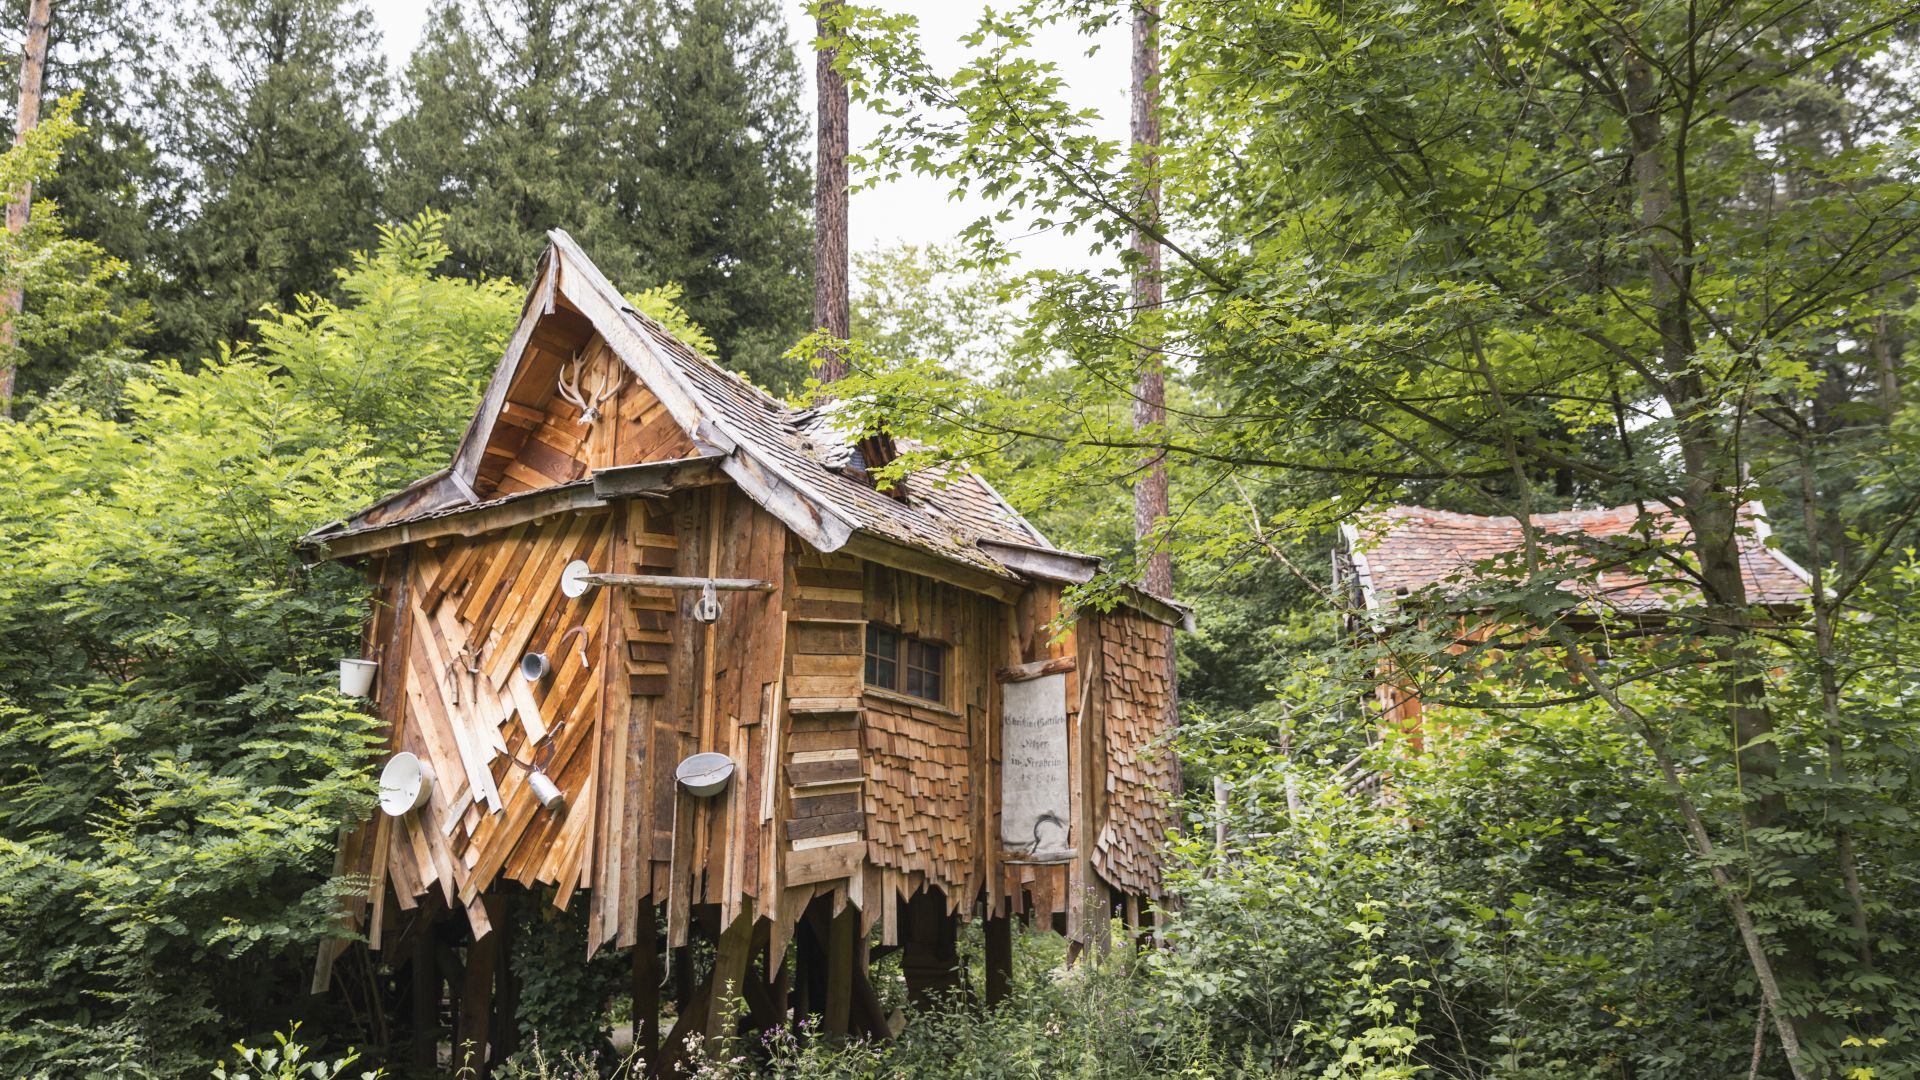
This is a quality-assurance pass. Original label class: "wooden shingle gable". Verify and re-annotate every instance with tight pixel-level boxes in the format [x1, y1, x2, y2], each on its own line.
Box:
[301, 232, 1193, 633]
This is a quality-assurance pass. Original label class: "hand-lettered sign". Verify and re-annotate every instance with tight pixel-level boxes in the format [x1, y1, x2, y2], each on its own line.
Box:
[1000, 672, 1072, 860]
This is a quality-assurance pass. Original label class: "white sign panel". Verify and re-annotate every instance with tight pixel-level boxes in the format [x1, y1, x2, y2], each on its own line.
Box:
[1000, 673, 1072, 860]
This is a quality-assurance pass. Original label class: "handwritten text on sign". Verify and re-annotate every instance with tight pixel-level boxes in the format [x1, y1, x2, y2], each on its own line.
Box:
[1000, 672, 1072, 859]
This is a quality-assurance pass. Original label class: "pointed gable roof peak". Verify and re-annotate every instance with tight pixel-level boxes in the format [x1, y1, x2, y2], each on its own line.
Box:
[304, 231, 1072, 595]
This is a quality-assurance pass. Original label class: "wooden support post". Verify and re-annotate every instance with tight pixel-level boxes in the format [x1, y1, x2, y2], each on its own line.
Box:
[659, 974, 713, 1075]
[825, 904, 856, 1036]
[850, 950, 892, 1039]
[739, 960, 780, 1031]
[672, 943, 694, 1010]
[489, 894, 519, 1062]
[902, 889, 960, 1009]
[984, 912, 1013, 1008]
[632, 896, 661, 1071]
[410, 916, 441, 1071]
[795, 901, 828, 1020]
[706, 905, 755, 1043]
[456, 908, 500, 1077]
[768, 946, 791, 1022]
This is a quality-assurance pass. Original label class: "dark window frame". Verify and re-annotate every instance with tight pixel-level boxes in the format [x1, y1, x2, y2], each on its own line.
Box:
[865, 622, 947, 704]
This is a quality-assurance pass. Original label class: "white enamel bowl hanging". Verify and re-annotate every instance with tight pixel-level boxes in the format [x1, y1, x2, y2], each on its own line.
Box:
[675, 752, 735, 797]
[379, 752, 435, 817]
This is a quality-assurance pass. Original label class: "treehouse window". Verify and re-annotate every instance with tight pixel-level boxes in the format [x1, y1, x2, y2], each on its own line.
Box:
[865, 624, 946, 703]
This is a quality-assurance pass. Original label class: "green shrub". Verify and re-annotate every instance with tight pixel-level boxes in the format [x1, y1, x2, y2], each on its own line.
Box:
[211, 1025, 381, 1080]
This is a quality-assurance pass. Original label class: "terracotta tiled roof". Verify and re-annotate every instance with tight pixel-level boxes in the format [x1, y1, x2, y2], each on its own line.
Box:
[1343, 504, 1810, 615]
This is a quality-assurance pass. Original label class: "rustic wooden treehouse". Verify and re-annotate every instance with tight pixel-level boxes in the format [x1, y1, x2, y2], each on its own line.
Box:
[302, 232, 1187, 1072]
[1334, 503, 1811, 745]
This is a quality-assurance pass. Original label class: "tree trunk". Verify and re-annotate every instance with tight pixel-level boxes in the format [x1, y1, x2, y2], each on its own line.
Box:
[1796, 447, 1875, 974]
[812, 0, 849, 384]
[1472, 318, 1810, 1076]
[0, 0, 51, 417]
[1129, 0, 1169, 598]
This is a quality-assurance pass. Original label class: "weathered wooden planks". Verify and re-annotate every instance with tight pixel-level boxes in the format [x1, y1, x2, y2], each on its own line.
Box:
[315, 232, 1188, 1016]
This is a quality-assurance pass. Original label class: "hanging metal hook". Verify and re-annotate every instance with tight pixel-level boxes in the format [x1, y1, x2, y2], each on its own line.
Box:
[693, 580, 721, 624]
[503, 719, 568, 810]
[558, 625, 591, 671]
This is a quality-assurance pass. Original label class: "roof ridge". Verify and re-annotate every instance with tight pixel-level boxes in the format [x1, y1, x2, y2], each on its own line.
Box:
[622, 304, 799, 419]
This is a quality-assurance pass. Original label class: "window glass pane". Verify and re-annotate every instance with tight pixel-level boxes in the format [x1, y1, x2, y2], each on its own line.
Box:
[865, 624, 901, 690]
[896, 637, 943, 702]
[867, 625, 951, 701]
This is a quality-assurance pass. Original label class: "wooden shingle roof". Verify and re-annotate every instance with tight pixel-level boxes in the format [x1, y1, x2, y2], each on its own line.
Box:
[303, 230, 1187, 626]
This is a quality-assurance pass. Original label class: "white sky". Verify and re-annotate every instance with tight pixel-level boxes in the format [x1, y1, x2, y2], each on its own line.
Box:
[361, 0, 1128, 274]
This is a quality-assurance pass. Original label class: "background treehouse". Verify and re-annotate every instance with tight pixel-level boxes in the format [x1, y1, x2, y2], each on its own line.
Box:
[302, 232, 1187, 1072]
[1336, 504, 1811, 748]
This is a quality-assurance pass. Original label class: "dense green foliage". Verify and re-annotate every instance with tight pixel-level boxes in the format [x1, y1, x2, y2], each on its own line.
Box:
[0, 0, 811, 399]
[171, 0, 389, 353]
[812, 0, 1920, 1074]
[383, 0, 813, 389]
[0, 96, 149, 411]
[0, 217, 508, 1075]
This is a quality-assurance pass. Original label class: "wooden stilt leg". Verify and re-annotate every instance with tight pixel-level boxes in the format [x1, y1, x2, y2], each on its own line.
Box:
[456, 909, 499, 1077]
[795, 904, 827, 1020]
[659, 974, 713, 1075]
[489, 894, 518, 1062]
[825, 904, 855, 1036]
[984, 912, 1013, 1008]
[410, 916, 440, 1072]
[850, 951, 892, 1039]
[633, 896, 661, 1071]
[902, 889, 960, 1009]
[768, 944, 791, 1022]
[672, 944, 694, 1009]
[706, 906, 755, 1043]
[740, 963, 780, 1030]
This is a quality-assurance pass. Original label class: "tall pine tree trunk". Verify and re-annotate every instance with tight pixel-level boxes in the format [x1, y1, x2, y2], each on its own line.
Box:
[1131, 2, 1179, 814]
[0, 0, 50, 417]
[1130, 0, 1169, 597]
[812, 0, 849, 384]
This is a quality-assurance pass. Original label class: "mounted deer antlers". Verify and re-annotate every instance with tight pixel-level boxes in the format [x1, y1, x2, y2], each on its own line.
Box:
[556, 351, 626, 424]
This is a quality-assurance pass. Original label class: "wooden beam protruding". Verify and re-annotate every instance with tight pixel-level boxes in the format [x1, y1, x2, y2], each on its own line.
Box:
[996, 655, 1077, 683]
[580, 573, 776, 592]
